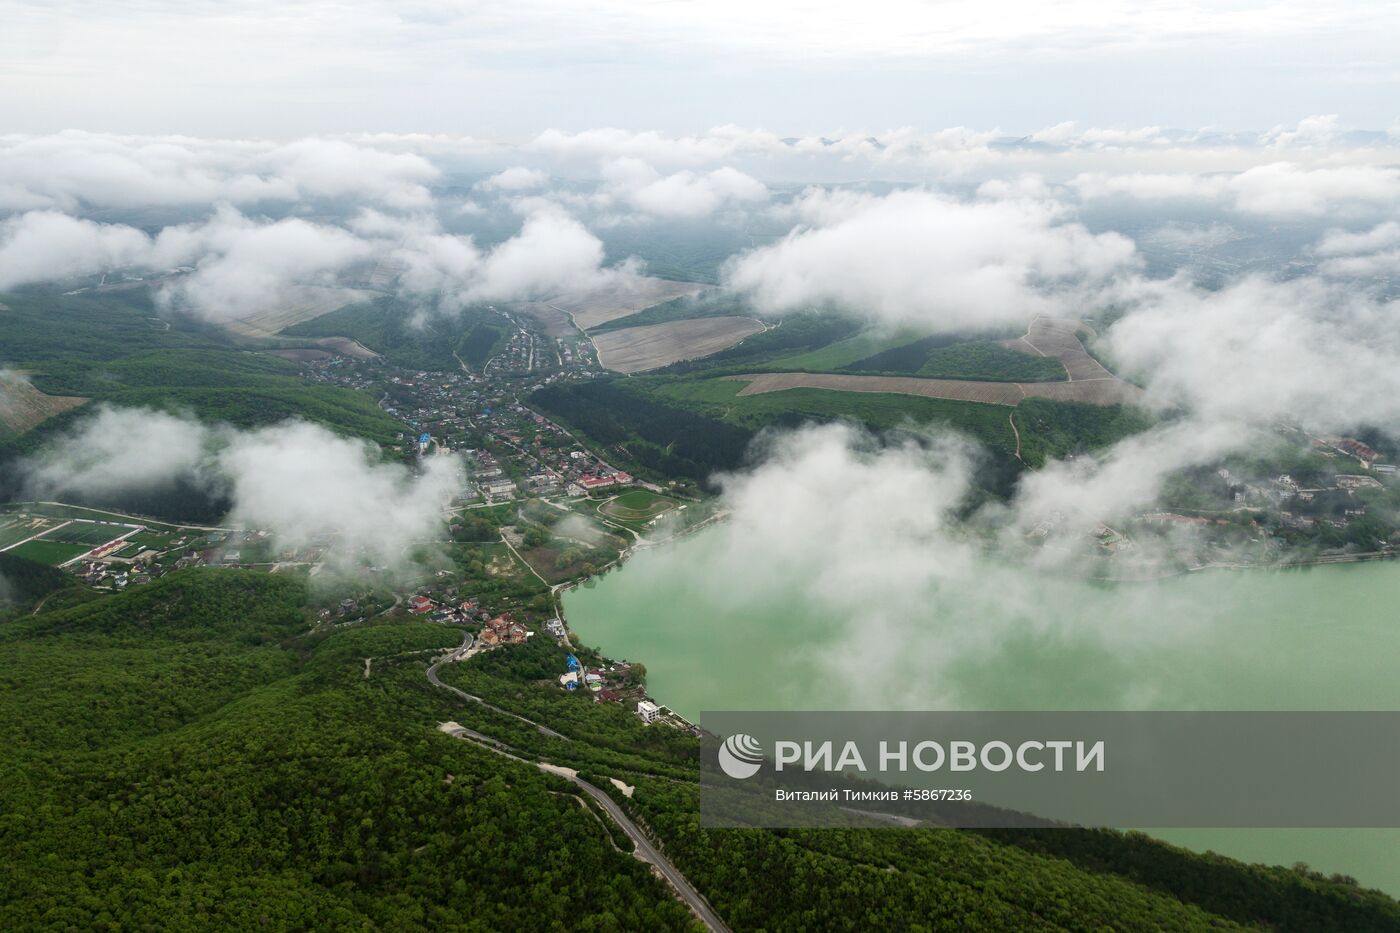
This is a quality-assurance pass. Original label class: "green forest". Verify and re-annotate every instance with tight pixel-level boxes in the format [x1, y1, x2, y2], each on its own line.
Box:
[0, 286, 402, 517]
[282, 297, 507, 372]
[531, 374, 1151, 493]
[3, 570, 1397, 930]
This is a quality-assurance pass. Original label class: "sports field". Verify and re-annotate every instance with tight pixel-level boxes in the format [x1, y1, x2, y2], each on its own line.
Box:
[8, 539, 93, 566]
[599, 490, 681, 523]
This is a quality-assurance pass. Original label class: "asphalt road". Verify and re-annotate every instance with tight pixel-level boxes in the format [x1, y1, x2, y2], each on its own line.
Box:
[425, 631, 569, 741]
[439, 723, 730, 932]
[427, 632, 728, 930]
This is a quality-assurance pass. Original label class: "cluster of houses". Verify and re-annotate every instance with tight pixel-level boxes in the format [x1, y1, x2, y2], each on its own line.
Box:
[556, 653, 652, 704]
[478, 613, 531, 646]
[305, 349, 641, 510]
[1315, 436, 1397, 473]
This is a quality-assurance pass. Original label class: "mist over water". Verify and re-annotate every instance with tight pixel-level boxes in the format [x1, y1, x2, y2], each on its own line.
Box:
[565, 529, 1400, 892]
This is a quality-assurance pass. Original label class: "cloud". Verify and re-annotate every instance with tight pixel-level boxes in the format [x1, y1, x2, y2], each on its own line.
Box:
[22, 406, 213, 498]
[153, 208, 374, 320]
[217, 421, 460, 570]
[0, 132, 438, 212]
[0, 200, 633, 323]
[393, 207, 641, 307]
[1313, 221, 1400, 278]
[1261, 114, 1342, 149]
[0, 206, 374, 320]
[476, 166, 550, 191]
[725, 188, 1137, 329]
[1104, 275, 1400, 430]
[1074, 163, 1400, 218]
[22, 406, 459, 577]
[0, 211, 152, 288]
[1316, 221, 1400, 257]
[630, 421, 1210, 708]
[600, 159, 768, 218]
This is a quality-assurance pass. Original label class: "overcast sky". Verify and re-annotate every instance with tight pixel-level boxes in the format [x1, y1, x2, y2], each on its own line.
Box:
[5, 0, 1400, 137]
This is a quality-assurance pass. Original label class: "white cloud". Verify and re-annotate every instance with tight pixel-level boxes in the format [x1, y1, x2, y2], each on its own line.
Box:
[219, 420, 460, 571]
[152, 208, 374, 320]
[394, 207, 640, 306]
[23, 407, 460, 577]
[1105, 275, 1400, 429]
[476, 166, 551, 191]
[600, 159, 768, 218]
[1074, 162, 1400, 218]
[22, 406, 213, 498]
[725, 188, 1137, 329]
[1261, 114, 1342, 149]
[1316, 221, 1400, 257]
[0, 132, 437, 212]
[0, 211, 152, 288]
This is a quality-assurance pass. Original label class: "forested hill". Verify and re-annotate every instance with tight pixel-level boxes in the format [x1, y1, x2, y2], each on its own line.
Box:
[3, 570, 1398, 931]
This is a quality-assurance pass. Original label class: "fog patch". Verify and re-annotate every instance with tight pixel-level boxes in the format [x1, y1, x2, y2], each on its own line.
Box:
[21, 406, 459, 580]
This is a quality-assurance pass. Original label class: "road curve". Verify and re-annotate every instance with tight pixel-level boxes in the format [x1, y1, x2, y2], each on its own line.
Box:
[439, 723, 730, 932]
[426, 630, 569, 740]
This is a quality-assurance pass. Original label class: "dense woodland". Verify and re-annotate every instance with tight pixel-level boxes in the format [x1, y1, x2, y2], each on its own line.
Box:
[283, 297, 508, 372]
[3, 570, 1396, 930]
[0, 286, 403, 519]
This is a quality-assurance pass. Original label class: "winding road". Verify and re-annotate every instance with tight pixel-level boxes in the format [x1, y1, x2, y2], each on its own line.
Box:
[436, 721, 728, 932]
[426, 631, 569, 740]
[427, 633, 729, 931]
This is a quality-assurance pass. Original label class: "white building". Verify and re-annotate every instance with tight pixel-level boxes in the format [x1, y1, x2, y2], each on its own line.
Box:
[637, 700, 663, 724]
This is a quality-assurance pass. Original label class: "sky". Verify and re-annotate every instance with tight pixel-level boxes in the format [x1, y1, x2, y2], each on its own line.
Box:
[5, 0, 1400, 136]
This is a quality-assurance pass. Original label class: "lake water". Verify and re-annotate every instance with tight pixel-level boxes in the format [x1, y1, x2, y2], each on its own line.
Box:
[565, 528, 1400, 894]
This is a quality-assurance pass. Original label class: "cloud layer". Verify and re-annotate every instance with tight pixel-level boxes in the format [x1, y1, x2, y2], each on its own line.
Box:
[23, 407, 459, 577]
[726, 188, 1136, 329]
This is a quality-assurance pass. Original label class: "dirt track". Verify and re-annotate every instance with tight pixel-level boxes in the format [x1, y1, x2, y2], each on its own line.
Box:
[594, 317, 765, 373]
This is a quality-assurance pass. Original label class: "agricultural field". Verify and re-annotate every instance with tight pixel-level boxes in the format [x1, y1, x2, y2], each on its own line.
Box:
[0, 370, 88, 434]
[509, 301, 577, 338]
[281, 295, 506, 371]
[768, 328, 933, 371]
[1002, 316, 1117, 382]
[217, 285, 377, 339]
[10, 502, 185, 533]
[725, 371, 1143, 406]
[592, 317, 766, 373]
[728, 371, 1026, 405]
[555, 278, 711, 330]
[41, 521, 137, 547]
